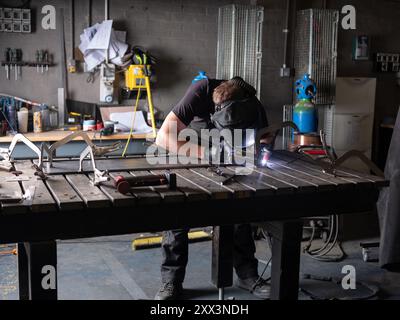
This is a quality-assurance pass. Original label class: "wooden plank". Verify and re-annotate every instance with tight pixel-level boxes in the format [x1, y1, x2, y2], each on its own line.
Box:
[65, 174, 111, 208]
[173, 169, 232, 200]
[225, 166, 294, 195]
[151, 170, 209, 202]
[130, 171, 186, 204]
[14, 161, 57, 213]
[190, 168, 254, 199]
[277, 151, 375, 188]
[90, 172, 136, 207]
[111, 171, 161, 205]
[45, 175, 84, 211]
[219, 167, 276, 197]
[253, 167, 317, 193]
[266, 158, 337, 192]
[270, 153, 356, 190]
[0, 169, 27, 215]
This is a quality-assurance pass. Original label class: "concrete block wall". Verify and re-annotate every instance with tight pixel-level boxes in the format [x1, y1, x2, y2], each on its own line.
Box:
[1, 0, 399, 136]
[0, 0, 251, 118]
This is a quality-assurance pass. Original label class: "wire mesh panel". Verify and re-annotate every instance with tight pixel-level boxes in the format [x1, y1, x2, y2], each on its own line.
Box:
[283, 105, 294, 149]
[217, 5, 264, 98]
[294, 9, 339, 105]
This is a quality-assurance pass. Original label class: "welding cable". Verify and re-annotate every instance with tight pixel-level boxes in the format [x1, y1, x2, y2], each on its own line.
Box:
[0, 93, 41, 107]
[305, 216, 336, 257]
[250, 256, 272, 294]
[305, 215, 346, 262]
[122, 79, 143, 157]
[306, 215, 335, 256]
[308, 216, 339, 257]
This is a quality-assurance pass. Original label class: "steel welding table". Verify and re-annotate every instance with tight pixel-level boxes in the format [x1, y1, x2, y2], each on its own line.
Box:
[0, 151, 389, 300]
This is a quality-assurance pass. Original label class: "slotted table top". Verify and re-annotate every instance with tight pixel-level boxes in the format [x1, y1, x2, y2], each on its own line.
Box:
[0, 151, 389, 244]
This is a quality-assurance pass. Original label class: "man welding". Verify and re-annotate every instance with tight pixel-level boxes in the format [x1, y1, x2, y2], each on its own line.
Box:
[155, 76, 271, 300]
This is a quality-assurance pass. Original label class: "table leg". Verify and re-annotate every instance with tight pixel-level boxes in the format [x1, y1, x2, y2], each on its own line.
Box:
[266, 220, 303, 300]
[18, 241, 58, 300]
[17, 243, 29, 300]
[211, 226, 234, 300]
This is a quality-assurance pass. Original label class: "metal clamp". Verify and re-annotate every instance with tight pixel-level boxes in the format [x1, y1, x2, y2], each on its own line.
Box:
[0, 134, 43, 172]
[298, 130, 384, 178]
[41, 132, 122, 186]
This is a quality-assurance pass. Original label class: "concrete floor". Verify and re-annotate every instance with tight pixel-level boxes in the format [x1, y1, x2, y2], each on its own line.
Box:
[1, 234, 400, 300]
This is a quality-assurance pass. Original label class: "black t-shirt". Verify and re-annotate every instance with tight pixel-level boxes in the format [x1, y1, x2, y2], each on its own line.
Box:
[172, 78, 268, 131]
[172, 79, 223, 130]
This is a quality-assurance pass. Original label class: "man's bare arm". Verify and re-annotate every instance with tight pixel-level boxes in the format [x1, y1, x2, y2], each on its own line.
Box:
[156, 112, 206, 159]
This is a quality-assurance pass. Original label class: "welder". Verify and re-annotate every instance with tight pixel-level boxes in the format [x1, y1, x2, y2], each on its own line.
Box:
[154, 76, 273, 300]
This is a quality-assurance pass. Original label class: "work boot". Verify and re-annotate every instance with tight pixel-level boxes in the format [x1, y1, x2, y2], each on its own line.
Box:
[154, 282, 183, 300]
[235, 277, 270, 300]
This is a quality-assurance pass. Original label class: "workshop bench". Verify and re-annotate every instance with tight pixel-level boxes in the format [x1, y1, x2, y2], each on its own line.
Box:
[0, 151, 388, 300]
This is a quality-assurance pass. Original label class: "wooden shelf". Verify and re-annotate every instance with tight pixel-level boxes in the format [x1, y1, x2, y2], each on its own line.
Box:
[0, 130, 156, 143]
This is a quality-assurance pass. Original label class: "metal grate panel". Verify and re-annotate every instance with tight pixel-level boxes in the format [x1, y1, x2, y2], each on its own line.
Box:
[294, 9, 339, 105]
[217, 5, 264, 98]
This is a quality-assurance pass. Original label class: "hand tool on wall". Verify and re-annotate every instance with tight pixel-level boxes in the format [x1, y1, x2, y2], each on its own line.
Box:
[4, 48, 11, 80]
[10, 49, 17, 80]
[44, 51, 49, 72]
[16, 49, 22, 80]
[35, 50, 42, 73]
[113, 172, 177, 195]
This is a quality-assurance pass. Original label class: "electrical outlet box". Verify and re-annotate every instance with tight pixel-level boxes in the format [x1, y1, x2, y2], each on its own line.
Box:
[100, 64, 116, 103]
[0, 7, 31, 33]
[3, 8, 12, 19]
[280, 67, 293, 78]
[22, 22, 31, 33]
[12, 21, 22, 32]
[13, 9, 22, 20]
[22, 9, 31, 21]
[3, 19, 12, 32]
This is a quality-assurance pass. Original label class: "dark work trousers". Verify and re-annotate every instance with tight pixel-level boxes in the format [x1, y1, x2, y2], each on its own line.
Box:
[161, 224, 259, 284]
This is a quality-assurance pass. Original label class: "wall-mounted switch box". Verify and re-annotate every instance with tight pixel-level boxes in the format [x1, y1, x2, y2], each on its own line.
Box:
[280, 66, 293, 78]
[353, 35, 369, 61]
